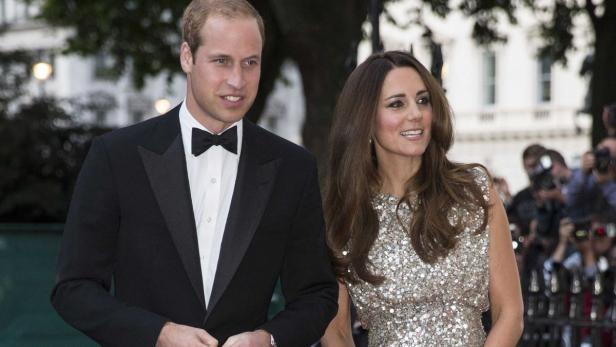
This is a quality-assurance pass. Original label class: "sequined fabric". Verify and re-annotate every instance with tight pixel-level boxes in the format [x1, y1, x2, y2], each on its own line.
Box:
[345, 168, 491, 347]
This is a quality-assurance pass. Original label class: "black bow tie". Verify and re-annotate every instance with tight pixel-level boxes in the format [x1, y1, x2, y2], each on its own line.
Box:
[191, 126, 238, 156]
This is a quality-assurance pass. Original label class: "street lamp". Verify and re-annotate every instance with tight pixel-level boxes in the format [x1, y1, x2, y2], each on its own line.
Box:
[33, 62, 53, 81]
[32, 61, 53, 96]
[154, 98, 171, 114]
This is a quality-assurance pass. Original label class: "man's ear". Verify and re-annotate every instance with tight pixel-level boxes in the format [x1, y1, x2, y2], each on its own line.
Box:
[180, 42, 194, 73]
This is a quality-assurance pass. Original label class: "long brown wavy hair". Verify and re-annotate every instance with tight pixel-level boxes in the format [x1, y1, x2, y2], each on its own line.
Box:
[325, 51, 490, 284]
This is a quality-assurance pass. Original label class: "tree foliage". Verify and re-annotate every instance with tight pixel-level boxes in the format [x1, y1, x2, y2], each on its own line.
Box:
[32, 0, 615, 158]
[0, 49, 111, 222]
[0, 50, 35, 114]
[0, 96, 111, 222]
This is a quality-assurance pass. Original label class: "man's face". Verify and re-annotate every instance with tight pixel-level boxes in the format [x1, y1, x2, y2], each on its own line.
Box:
[598, 138, 616, 158]
[550, 162, 568, 181]
[180, 15, 262, 133]
[597, 138, 616, 177]
[523, 157, 538, 179]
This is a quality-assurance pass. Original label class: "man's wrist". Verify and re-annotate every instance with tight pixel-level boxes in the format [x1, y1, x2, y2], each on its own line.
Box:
[254, 329, 276, 346]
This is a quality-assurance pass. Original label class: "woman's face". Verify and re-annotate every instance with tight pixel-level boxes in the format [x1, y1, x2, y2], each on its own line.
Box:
[373, 67, 433, 167]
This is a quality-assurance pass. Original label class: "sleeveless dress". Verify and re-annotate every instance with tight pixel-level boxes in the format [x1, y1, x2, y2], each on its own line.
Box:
[345, 169, 491, 346]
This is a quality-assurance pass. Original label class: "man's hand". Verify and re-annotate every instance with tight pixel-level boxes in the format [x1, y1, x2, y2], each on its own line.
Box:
[581, 151, 595, 175]
[580, 151, 611, 183]
[222, 330, 271, 347]
[558, 218, 573, 245]
[156, 322, 218, 347]
[594, 170, 612, 184]
[537, 188, 565, 204]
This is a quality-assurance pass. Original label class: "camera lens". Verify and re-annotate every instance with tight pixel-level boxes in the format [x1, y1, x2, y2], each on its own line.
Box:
[593, 147, 612, 173]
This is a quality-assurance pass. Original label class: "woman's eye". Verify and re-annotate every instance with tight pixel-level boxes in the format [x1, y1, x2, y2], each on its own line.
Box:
[417, 96, 431, 105]
[388, 100, 404, 108]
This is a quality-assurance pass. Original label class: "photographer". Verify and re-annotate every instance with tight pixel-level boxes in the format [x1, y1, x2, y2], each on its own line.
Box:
[508, 144, 547, 236]
[545, 218, 615, 281]
[566, 137, 616, 220]
[533, 149, 571, 238]
[516, 148, 570, 294]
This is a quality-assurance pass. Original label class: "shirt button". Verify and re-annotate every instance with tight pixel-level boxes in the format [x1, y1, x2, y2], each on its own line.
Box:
[210, 178, 217, 184]
[206, 217, 212, 223]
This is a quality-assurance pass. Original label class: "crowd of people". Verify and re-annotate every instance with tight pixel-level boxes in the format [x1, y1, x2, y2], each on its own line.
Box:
[502, 108, 616, 294]
[494, 104, 616, 344]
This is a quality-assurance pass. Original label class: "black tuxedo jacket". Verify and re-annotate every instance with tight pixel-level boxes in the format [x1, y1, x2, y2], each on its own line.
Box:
[51, 105, 338, 346]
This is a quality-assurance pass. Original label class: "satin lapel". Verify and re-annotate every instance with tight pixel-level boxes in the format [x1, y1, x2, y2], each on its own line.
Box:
[205, 121, 280, 321]
[137, 111, 205, 309]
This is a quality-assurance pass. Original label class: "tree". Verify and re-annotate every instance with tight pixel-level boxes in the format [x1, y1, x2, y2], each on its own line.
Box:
[33, 0, 612, 163]
[0, 49, 111, 222]
[0, 93, 112, 222]
[518, 0, 615, 146]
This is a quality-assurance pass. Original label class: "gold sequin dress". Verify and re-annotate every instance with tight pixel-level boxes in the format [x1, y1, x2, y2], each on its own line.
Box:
[345, 169, 490, 347]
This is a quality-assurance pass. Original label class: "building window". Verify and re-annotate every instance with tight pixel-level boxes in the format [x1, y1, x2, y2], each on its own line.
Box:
[0, 0, 6, 25]
[94, 53, 115, 80]
[482, 51, 496, 105]
[538, 55, 552, 103]
[11, 0, 25, 22]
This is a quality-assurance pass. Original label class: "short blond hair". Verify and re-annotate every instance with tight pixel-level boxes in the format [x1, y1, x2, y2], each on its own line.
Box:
[182, 0, 265, 57]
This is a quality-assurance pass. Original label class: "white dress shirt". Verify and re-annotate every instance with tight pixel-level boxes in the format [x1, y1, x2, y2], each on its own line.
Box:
[178, 101, 242, 306]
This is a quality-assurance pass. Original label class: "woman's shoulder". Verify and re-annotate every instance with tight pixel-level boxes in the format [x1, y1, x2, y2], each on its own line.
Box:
[465, 164, 491, 201]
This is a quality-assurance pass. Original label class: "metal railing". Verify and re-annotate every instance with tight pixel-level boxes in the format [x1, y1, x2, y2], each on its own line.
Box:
[521, 268, 616, 346]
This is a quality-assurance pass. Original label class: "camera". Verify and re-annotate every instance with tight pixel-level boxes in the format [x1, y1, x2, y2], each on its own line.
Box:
[571, 221, 591, 241]
[512, 237, 525, 254]
[530, 154, 557, 191]
[571, 220, 591, 241]
[593, 147, 615, 174]
[592, 223, 616, 238]
[571, 221, 616, 241]
[510, 224, 525, 254]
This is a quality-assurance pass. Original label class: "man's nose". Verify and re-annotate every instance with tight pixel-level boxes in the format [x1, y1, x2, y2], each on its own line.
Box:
[227, 65, 245, 89]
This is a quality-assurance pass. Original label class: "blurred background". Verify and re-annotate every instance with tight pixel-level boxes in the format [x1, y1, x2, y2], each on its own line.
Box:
[1, 0, 615, 346]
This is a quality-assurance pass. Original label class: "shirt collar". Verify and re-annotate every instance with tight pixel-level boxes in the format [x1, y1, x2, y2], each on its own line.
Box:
[179, 100, 243, 158]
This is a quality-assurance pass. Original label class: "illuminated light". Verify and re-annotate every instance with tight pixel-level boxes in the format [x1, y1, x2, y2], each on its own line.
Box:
[441, 62, 449, 80]
[154, 98, 171, 114]
[33, 62, 53, 81]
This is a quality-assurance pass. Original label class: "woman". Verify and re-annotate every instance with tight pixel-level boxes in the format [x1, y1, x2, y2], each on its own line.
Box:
[320, 51, 523, 346]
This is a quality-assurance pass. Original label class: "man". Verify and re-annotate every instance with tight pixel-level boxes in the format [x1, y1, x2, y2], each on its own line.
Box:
[533, 149, 570, 238]
[566, 137, 616, 221]
[507, 143, 547, 236]
[51, 1, 338, 346]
